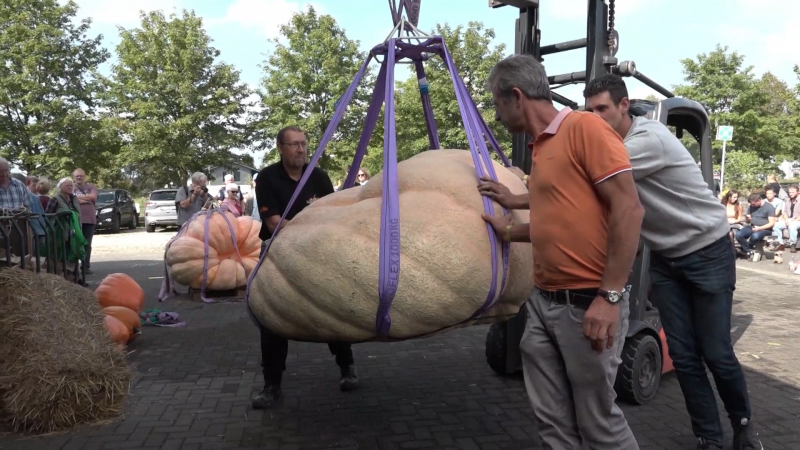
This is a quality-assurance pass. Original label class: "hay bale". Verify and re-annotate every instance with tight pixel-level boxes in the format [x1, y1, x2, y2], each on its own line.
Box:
[0, 267, 132, 433]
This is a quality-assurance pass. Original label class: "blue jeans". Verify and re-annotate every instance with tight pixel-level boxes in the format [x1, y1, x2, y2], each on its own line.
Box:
[650, 235, 750, 446]
[734, 225, 771, 252]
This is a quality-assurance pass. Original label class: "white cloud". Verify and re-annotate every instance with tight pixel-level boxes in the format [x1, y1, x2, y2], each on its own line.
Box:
[542, 0, 653, 21]
[210, 0, 323, 39]
[71, 0, 183, 28]
[719, 0, 800, 79]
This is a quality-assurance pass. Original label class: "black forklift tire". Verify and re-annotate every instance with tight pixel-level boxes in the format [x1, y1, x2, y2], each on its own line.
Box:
[145, 223, 156, 233]
[486, 322, 510, 376]
[614, 333, 662, 405]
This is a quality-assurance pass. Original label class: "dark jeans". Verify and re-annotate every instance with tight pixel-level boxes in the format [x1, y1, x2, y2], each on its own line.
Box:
[81, 223, 95, 270]
[259, 327, 354, 386]
[650, 235, 750, 446]
[734, 225, 771, 252]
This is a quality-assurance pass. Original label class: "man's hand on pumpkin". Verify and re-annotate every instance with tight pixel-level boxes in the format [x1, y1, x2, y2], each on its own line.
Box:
[478, 177, 528, 210]
[481, 212, 512, 236]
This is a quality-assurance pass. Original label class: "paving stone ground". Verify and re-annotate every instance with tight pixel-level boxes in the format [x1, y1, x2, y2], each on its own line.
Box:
[1, 231, 799, 450]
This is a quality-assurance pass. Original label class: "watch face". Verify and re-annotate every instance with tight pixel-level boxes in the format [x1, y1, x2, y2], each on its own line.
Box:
[607, 291, 622, 303]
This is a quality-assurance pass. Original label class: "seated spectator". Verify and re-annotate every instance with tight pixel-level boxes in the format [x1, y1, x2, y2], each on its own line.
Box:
[735, 193, 776, 258]
[721, 189, 744, 245]
[765, 186, 786, 250]
[774, 184, 800, 253]
[0, 157, 30, 212]
[221, 184, 243, 217]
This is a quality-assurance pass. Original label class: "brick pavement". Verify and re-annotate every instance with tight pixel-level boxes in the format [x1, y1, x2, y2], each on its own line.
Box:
[1, 258, 799, 450]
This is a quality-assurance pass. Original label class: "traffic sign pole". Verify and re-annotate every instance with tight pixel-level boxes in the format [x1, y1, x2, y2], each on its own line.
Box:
[720, 140, 727, 191]
[715, 125, 734, 192]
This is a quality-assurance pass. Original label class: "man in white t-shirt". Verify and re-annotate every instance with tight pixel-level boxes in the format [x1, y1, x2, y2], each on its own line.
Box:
[765, 186, 786, 250]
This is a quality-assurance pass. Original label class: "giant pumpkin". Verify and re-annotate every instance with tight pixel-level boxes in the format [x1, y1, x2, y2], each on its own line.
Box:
[248, 150, 534, 343]
[165, 211, 262, 290]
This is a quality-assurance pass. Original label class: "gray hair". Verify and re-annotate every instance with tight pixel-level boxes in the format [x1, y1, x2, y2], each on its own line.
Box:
[0, 156, 9, 168]
[56, 177, 73, 192]
[224, 174, 233, 182]
[190, 172, 207, 185]
[487, 54, 552, 102]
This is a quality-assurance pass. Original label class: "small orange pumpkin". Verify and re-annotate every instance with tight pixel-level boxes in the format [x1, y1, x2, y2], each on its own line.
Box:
[96, 273, 145, 313]
[103, 306, 141, 342]
[104, 315, 130, 347]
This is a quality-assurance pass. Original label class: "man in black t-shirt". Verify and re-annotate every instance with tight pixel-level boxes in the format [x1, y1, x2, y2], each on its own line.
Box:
[735, 193, 776, 256]
[251, 125, 359, 410]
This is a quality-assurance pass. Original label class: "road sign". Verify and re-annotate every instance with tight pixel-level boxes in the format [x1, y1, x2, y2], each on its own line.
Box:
[716, 125, 734, 141]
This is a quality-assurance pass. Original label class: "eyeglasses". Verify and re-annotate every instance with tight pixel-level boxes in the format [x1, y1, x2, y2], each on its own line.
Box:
[358, 173, 366, 177]
[282, 141, 308, 149]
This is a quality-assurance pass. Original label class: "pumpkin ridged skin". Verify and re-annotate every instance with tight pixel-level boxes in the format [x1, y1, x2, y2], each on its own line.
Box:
[249, 150, 534, 343]
[102, 306, 141, 341]
[104, 315, 130, 347]
[96, 273, 145, 313]
[165, 212, 262, 290]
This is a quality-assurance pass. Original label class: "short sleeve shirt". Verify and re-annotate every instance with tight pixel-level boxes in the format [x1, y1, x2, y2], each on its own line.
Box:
[174, 185, 205, 227]
[73, 183, 98, 225]
[527, 109, 633, 290]
[749, 202, 776, 227]
[255, 161, 335, 241]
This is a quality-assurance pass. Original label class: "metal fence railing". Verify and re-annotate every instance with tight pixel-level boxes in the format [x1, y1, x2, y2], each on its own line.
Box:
[0, 210, 84, 285]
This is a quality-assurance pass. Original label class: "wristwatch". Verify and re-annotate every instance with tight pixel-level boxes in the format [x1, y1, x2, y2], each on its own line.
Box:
[597, 289, 622, 304]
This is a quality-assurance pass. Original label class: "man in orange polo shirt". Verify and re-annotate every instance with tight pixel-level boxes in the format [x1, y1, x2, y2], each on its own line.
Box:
[481, 54, 644, 449]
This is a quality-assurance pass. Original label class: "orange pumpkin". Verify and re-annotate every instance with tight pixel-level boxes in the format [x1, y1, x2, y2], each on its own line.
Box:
[104, 315, 129, 347]
[96, 273, 145, 313]
[165, 211, 262, 290]
[103, 306, 141, 342]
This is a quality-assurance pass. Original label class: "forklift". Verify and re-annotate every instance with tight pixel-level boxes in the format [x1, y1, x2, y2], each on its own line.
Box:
[484, 0, 715, 405]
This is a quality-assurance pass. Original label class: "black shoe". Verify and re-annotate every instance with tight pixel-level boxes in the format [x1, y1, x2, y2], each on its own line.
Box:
[251, 385, 282, 409]
[697, 437, 723, 449]
[732, 418, 763, 450]
[85, 269, 93, 275]
[339, 365, 359, 392]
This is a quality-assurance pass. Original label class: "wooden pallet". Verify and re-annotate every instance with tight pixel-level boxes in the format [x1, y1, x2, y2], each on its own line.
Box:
[187, 286, 246, 302]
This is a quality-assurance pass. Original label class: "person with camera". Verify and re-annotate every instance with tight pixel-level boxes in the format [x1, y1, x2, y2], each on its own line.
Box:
[175, 172, 210, 228]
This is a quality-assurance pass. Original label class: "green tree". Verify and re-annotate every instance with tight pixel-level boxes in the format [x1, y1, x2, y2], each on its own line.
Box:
[362, 21, 511, 176]
[0, 0, 109, 175]
[104, 9, 254, 188]
[255, 6, 373, 175]
[674, 45, 800, 188]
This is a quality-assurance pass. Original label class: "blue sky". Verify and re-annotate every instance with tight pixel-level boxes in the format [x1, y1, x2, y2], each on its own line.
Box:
[71, 0, 799, 105]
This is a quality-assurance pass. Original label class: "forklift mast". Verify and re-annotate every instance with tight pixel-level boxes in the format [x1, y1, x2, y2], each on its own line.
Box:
[489, 0, 678, 175]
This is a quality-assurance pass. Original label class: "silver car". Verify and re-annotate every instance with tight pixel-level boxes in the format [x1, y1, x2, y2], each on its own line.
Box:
[144, 189, 178, 232]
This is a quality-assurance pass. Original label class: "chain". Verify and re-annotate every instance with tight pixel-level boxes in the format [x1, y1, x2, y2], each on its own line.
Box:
[607, 0, 617, 52]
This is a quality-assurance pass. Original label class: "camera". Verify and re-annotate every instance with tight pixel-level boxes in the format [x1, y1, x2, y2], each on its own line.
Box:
[201, 186, 208, 193]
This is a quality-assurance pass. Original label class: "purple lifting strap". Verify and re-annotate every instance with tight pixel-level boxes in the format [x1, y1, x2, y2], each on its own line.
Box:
[244, 34, 514, 337]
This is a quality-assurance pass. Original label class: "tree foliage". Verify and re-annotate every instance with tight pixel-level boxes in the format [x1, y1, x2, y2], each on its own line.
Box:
[103, 9, 254, 189]
[0, 0, 109, 175]
[674, 45, 800, 190]
[256, 6, 374, 175]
